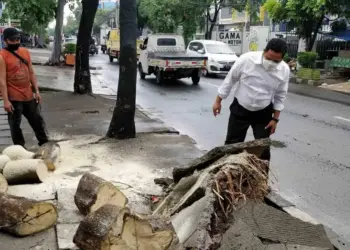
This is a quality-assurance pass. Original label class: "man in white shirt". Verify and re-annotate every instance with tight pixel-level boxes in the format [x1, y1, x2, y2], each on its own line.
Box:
[212, 38, 290, 161]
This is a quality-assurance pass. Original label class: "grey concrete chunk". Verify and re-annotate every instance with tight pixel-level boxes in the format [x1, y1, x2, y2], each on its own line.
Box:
[7, 183, 56, 201]
[56, 224, 79, 250]
[265, 191, 295, 208]
[233, 201, 334, 249]
[57, 188, 84, 224]
[266, 244, 330, 250]
[219, 219, 265, 250]
[171, 193, 215, 249]
[0, 227, 57, 250]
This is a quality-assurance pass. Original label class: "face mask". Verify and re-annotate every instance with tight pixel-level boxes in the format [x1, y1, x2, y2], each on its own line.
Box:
[262, 57, 278, 71]
[7, 43, 20, 51]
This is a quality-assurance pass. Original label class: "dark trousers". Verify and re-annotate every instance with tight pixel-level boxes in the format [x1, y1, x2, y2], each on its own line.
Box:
[225, 98, 273, 161]
[7, 100, 49, 147]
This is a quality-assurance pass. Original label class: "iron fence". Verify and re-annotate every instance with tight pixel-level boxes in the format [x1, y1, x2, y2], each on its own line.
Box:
[316, 34, 350, 60]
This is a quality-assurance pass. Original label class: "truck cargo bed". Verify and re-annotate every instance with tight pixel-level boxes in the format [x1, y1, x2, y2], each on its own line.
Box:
[149, 51, 207, 61]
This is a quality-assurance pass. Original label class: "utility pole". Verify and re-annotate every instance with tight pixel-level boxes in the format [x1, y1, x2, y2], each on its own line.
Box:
[247, 0, 253, 31]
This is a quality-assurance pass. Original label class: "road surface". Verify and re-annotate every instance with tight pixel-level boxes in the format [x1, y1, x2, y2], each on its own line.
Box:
[91, 54, 350, 240]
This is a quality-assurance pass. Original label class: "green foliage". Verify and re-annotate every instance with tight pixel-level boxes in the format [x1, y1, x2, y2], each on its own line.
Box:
[331, 19, 348, 33]
[45, 36, 50, 45]
[3, 0, 56, 33]
[92, 8, 116, 35]
[64, 15, 79, 35]
[64, 43, 76, 54]
[264, 0, 350, 50]
[283, 53, 290, 62]
[297, 52, 318, 68]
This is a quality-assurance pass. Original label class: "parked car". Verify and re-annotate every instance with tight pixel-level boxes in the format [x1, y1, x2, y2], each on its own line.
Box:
[138, 34, 208, 85]
[186, 40, 238, 77]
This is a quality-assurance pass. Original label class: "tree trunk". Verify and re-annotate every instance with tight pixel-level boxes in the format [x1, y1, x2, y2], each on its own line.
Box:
[49, 0, 65, 65]
[37, 26, 46, 48]
[307, 15, 324, 52]
[74, 173, 127, 215]
[2, 159, 49, 185]
[73, 204, 178, 250]
[73, 0, 99, 94]
[0, 173, 8, 193]
[0, 193, 57, 236]
[106, 0, 137, 139]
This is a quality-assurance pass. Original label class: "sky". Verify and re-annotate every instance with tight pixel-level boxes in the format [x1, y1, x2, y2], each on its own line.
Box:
[48, 4, 72, 29]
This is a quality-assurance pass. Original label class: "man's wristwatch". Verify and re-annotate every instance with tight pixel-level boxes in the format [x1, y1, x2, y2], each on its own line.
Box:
[272, 117, 279, 123]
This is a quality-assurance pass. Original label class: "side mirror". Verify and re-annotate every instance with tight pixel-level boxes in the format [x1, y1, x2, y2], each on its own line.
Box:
[197, 49, 204, 54]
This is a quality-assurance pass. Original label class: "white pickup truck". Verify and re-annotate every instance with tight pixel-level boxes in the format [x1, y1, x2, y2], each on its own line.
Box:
[138, 34, 208, 85]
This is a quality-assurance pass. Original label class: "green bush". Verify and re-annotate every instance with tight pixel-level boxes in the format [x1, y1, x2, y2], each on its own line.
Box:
[45, 36, 50, 45]
[283, 53, 290, 63]
[64, 43, 76, 54]
[297, 52, 318, 68]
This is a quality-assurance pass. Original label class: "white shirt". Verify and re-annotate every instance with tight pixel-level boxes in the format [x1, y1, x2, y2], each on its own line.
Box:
[218, 51, 290, 111]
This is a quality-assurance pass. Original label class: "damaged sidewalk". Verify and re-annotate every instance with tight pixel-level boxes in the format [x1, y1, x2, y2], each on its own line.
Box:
[0, 63, 348, 249]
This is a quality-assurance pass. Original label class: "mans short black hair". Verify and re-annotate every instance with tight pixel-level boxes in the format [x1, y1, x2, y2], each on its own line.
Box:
[3, 27, 20, 40]
[264, 38, 288, 56]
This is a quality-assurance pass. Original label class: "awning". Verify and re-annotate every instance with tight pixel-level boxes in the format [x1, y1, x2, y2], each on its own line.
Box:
[328, 31, 350, 41]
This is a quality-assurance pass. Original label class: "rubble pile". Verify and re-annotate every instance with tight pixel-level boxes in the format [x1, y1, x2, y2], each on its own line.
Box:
[0, 139, 336, 250]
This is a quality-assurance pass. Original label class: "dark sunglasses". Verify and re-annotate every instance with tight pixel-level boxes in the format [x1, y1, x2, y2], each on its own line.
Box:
[8, 36, 21, 42]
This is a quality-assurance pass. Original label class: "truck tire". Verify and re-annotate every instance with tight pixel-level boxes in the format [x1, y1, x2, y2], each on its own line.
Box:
[109, 55, 114, 63]
[156, 69, 164, 85]
[139, 64, 146, 80]
[191, 69, 200, 85]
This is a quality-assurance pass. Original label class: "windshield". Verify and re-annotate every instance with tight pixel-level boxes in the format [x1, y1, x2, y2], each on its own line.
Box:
[206, 44, 235, 54]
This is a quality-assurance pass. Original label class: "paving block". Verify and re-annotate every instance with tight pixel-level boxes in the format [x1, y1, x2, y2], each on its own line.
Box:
[219, 219, 265, 250]
[233, 201, 334, 249]
[56, 224, 79, 250]
[57, 188, 84, 224]
[7, 183, 56, 201]
[0, 227, 57, 250]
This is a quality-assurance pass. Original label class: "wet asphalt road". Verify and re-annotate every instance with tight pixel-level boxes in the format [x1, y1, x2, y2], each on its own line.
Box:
[91, 54, 350, 240]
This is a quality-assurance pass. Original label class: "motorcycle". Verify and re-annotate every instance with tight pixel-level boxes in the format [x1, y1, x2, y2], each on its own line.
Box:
[89, 44, 98, 56]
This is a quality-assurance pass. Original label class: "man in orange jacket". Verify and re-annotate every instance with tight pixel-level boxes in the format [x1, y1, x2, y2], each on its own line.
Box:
[0, 28, 48, 148]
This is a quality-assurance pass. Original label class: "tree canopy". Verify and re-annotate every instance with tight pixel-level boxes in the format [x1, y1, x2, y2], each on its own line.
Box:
[264, 0, 350, 50]
[2, 0, 56, 33]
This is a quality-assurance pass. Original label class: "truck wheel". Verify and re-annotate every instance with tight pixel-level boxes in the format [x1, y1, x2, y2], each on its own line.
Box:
[109, 55, 114, 63]
[139, 64, 146, 80]
[156, 70, 164, 85]
[192, 70, 200, 85]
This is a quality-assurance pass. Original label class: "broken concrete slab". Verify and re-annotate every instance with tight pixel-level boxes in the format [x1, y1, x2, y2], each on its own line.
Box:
[323, 226, 350, 250]
[265, 191, 295, 208]
[56, 224, 79, 250]
[218, 219, 265, 250]
[56, 188, 84, 224]
[283, 206, 319, 225]
[171, 193, 215, 249]
[233, 201, 334, 249]
[153, 173, 207, 216]
[7, 183, 56, 201]
[0, 227, 57, 250]
[172, 138, 271, 182]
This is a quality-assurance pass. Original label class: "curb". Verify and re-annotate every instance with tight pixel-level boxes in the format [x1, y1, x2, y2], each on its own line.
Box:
[265, 191, 350, 250]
